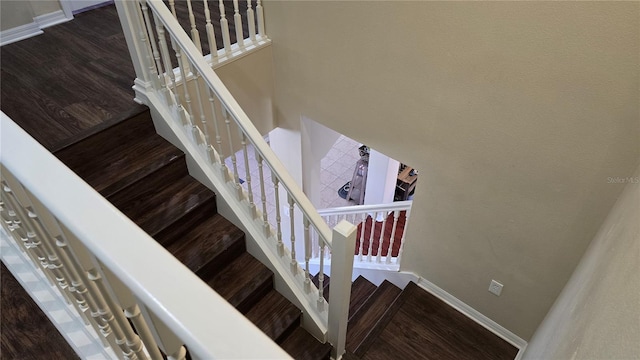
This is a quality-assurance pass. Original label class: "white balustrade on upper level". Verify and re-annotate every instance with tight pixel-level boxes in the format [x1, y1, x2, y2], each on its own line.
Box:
[1, 111, 290, 360]
[317, 201, 413, 270]
[115, 0, 358, 358]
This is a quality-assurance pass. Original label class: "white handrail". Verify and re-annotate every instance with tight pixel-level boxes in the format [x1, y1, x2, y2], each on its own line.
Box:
[318, 200, 413, 217]
[118, 1, 357, 356]
[0, 111, 290, 359]
[144, 0, 333, 248]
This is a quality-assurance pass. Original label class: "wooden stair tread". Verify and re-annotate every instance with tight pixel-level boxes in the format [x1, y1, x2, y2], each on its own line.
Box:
[54, 110, 184, 197]
[165, 213, 245, 278]
[51, 106, 148, 153]
[346, 280, 402, 355]
[311, 273, 330, 300]
[154, 200, 217, 248]
[107, 159, 215, 236]
[279, 327, 331, 360]
[245, 290, 301, 342]
[362, 282, 519, 360]
[348, 276, 377, 319]
[205, 252, 273, 313]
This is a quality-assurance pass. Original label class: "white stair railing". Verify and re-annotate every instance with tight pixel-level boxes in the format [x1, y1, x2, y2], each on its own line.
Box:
[317, 201, 413, 270]
[0, 111, 290, 359]
[116, 0, 358, 358]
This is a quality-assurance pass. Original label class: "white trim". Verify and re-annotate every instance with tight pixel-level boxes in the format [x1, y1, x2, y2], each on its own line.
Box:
[415, 277, 528, 351]
[0, 21, 42, 46]
[1, 228, 116, 359]
[34, 10, 72, 29]
[60, 0, 75, 20]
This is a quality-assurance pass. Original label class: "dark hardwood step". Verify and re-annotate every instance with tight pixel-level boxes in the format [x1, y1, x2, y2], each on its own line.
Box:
[165, 213, 245, 279]
[361, 282, 519, 360]
[245, 289, 302, 343]
[279, 327, 332, 360]
[205, 252, 273, 314]
[311, 273, 331, 300]
[346, 280, 402, 355]
[342, 351, 362, 360]
[51, 106, 148, 153]
[348, 276, 377, 320]
[54, 110, 184, 197]
[106, 158, 215, 236]
[154, 199, 217, 248]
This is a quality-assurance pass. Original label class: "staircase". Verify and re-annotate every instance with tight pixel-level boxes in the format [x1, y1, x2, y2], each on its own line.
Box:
[50, 107, 519, 360]
[53, 108, 331, 359]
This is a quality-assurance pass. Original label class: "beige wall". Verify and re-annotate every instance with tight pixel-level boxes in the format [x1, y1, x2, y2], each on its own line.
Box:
[0, 1, 36, 30]
[30, 0, 62, 17]
[266, 1, 640, 339]
[1, 1, 63, 31]
[523, 166, 640, 359]
[216, 46, 276, 137]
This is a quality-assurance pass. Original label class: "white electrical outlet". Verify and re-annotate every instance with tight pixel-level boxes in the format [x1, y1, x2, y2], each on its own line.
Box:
[489, 280, 503, 296]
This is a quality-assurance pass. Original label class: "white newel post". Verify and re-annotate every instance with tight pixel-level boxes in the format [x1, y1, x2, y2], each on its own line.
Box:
[115, 0, 155, 103]
[328, 220, 357, 360]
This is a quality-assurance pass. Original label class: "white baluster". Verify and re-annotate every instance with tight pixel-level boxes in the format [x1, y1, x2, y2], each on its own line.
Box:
[86, 268, 137, 358]
[240, 132, 256, 218]
[232, 0, 244, 49]
[203, 0, 218, 59]
[140, 1, 165, 93]
[288, 195, 297, 273]
[376, 211, 388, 263]
[134, 0, 160, 89]
[1, 186, 54, 286]
[256, 0, 265, 37]
[190, 68, 209, 146]
[246, 0, 256, 44]
[172, 45, 197, 135]
[272, 174, 284, 255]
[154, 15, 179, 106]
[168, 0, 177, 17]
[206, 88, 224, 167]
[138, 304, 187, 360]
[386, 210, 401, 264]
[357, 214, 366, 261]
[303, 217, 311, 292]
[89, 267, 149, 360]
[396, 210, 409, 265]
[219, 0, 232, 54]
[186, 0, 203, 53]
[318, 242, 325, 310]
[257, 153, 269, 236]
[125, 304, 164, 360]
[222, 107, 242, 198]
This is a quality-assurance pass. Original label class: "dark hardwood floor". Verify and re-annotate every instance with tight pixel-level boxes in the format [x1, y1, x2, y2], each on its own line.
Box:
[0, 264, 79, 360]
[0, 4, 146, 152]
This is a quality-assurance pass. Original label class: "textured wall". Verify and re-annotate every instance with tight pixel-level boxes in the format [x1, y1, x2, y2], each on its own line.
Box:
[523, 165, 640, 359]
[265, 1, 640, 339]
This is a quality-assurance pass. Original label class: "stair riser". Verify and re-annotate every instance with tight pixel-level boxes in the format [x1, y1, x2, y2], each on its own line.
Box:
[194, 238, 246, 280]
[234, 276, 274, 314]
[154, 200, 218, 248]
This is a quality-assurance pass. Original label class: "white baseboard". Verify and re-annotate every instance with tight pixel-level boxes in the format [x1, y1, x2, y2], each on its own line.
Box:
[0, 21, 42, 46]
[415, 277, 528, 352]
[1, 10, 72, 47]
[35, 10, 72, 29]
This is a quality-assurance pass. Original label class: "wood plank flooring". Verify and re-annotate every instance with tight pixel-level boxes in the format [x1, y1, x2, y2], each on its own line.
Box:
[361, 282, 519, 360]
[0, 4, 145, 152]
[0, 264, 79, 360]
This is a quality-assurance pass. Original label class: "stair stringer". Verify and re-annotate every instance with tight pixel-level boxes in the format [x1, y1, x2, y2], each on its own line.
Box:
[143, 91, 329, 343]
